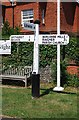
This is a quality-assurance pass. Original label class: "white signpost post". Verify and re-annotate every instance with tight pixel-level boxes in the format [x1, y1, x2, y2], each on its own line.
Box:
[53, 0, 64, 91]
[23, 21, 40, 98]
[21, 22, 39, 75]
[32, 24, 39, 74]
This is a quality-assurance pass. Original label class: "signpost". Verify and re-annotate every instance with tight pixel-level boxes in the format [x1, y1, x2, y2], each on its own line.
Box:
[32, 24, 39, 74]
[9, 0, 70, 97]
[23, 22, 36, 31]
[0, 40, 11, 54]
[10, 35, 34, 42]
[39, 34, 69, 45]
[23, 21, 40, 98]
[10, 34, 69, 45]
[32, 22, 40, 98]
[53, 0, 64, 91]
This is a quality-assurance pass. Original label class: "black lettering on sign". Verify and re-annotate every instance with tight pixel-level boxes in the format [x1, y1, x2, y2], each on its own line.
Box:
[24, 23, 35, 30]
[0, 44, 11, 50]
[42, 36, 56, 44]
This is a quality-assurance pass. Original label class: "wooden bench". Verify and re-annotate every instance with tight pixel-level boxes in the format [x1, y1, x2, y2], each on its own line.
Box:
[0, 65, 32, 87]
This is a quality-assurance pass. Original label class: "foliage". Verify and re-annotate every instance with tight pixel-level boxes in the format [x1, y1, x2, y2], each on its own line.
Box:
[2, 20, 10, 37]
[75, 37, 79, 65]
[2, 42, 33, 67]
[67, 74, 79, 87]
[2, 21, 79, 68]
[51, 58, 79, 87]
[18, 42, 33, 66]
[0, 32, 2, 38]
[39, 37, 79, 67]
[65, 37, 79, 65]
[2, 20, 20, 39]
[50, 59, 57, 82]
[51, 59, 68, 86]
[60, 59, 69, 86]
[2, 21, 79, 87]
[39, 45, 56, 67]
[2, 43, 57, 68]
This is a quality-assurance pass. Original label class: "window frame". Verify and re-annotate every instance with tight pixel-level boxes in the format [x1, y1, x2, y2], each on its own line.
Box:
[42, 9, 45, 24]
[21, 9, 34, 27]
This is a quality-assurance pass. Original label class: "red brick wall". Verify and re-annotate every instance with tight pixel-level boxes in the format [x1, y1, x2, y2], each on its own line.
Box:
[15, 2, 39, 25]
[61, 2, 79, 34]
[4, 2, 39, 33]
[3, 2, 79, 34]
[40, 2, 79, 34]
[72, 4, 79, 34]
[5, 7, 13, 27]
[39, 2, 57, 33]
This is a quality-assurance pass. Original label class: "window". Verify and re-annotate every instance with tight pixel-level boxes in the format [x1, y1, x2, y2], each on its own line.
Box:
[42, 9, 45, 24]
[21, 9, 34, 26]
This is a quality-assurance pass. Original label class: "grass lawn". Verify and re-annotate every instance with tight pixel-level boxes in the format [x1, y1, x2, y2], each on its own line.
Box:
[1, 83, 78, 119]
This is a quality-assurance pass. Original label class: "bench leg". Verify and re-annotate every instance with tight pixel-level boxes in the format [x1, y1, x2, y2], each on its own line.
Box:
[25, 75, 27, 87]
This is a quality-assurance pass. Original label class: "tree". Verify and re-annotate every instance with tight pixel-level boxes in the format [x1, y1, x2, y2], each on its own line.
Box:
[2, 20, 20, 39]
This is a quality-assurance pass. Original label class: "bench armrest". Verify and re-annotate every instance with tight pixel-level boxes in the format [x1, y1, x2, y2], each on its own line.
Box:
[24, 71, 32, 76]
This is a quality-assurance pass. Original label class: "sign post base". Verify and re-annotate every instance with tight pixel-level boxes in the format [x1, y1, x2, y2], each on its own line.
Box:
[32, 74, 40, 98]
[53, 86, 64, 91]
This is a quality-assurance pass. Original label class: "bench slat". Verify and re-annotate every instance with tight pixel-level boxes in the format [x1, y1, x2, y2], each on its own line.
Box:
[1, 65, 32, 87]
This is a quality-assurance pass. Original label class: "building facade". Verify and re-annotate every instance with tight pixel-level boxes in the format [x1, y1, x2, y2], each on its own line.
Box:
[1, 1, 79, 36]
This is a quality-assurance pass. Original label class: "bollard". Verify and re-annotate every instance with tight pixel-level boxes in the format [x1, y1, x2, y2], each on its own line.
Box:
[32, 73, 40, 98]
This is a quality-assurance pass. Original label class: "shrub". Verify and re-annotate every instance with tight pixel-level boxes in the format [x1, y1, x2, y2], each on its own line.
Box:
[50, 60, 57, 83]
[65, 37, 79, 65]
[9, 26, 20, 35]
[67, 74, 79, 87]
[2, 20, 10, 38]
[39, 45, 56, 67]
[51, 59, 68, 85]
[2, 42, 33, 67]
[2, 20, 20, 38]
[60, 59, 69, 86]
[50, 58, 79, 87]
